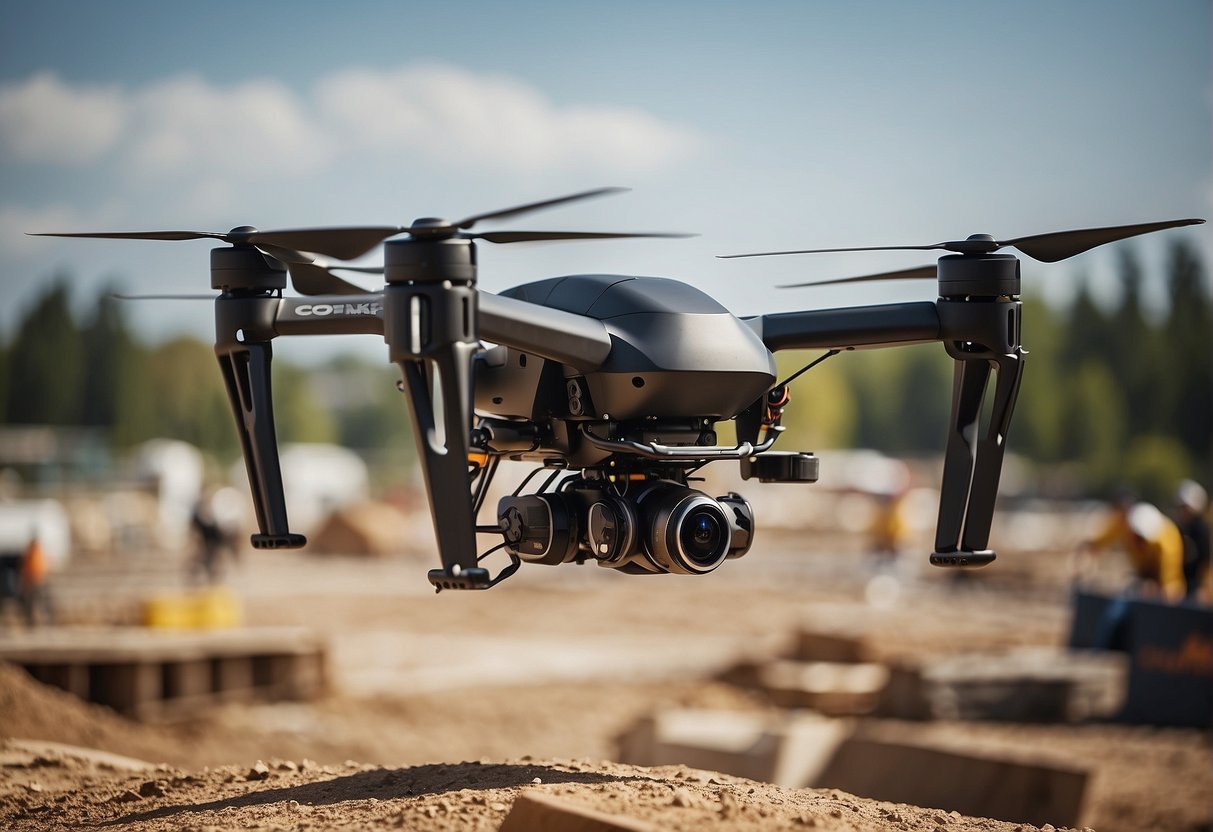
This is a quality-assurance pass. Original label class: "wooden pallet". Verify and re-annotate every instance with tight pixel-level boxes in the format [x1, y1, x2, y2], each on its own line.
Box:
[0, 626, 327, 719]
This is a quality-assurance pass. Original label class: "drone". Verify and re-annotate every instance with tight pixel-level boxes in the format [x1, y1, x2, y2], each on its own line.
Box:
[35, 190, 1203, 591]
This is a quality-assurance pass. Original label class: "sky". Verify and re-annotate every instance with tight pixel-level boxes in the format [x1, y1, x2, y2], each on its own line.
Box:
[1, 0, 1209, 364]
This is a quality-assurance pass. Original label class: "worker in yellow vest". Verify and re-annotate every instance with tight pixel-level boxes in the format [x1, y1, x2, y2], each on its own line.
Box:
[1080, 499, 1186, 602]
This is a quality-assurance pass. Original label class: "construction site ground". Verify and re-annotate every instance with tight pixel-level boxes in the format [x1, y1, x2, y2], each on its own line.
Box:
[1, 524, 1209, 832]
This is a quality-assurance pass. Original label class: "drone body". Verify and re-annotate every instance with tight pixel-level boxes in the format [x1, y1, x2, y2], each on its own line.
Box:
[480, 275, 774, 453]
[33, 190, 1203, 591]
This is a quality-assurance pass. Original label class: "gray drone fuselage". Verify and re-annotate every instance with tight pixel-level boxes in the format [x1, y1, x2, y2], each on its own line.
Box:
[475, 274, 776, 468]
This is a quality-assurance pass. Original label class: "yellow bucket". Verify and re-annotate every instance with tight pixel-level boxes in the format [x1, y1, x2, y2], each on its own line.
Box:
[142, 588, 242, 629]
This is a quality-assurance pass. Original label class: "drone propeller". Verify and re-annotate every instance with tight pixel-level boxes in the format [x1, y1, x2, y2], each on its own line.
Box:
[778, 264, 938, 289]
[112, 292, 215, 301]
[29, 227, 381, 296]
[721, 218, 1205, 264]
[32, 188, 688, 295]
[244, 187, 693, 261]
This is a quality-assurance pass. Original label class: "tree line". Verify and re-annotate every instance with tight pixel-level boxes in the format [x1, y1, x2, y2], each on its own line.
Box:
[0, 281, 412, 482]
[2, 239, 1209, 502]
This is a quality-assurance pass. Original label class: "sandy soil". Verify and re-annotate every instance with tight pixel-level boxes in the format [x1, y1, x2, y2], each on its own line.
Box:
[1, 526, 1210, 831]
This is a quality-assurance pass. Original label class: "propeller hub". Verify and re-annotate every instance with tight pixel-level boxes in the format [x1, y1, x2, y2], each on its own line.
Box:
[944, 234, 1001, 255]
[227, 225, 258, 244]
[384, 234, 476, 285]
[937, 253, 1019, 299]
[210, 246, 287, 292]
[409, 217, 456, 238]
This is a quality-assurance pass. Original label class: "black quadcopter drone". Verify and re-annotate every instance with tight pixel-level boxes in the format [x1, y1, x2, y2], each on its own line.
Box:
[35, 190, 1203, 591]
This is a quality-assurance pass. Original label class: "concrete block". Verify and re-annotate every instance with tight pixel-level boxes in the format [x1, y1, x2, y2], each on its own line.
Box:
[90, 661, 160, 715]
[212, 655, 255, 700]
[817, 735, 1088, 828]
[757, 660, 890, 715]
[875, 660, 932, 720]
[500, 792, 658, 832]
[923, 647, 1128, 722]
[793, 626, 874, 663]
[617, 708, 850, 788]
[162, 658, 212, 701]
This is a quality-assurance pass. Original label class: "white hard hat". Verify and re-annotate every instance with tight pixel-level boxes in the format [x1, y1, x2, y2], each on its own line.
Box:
[1175, 479, 1208, 513]
[1127, 502, 1166, 540]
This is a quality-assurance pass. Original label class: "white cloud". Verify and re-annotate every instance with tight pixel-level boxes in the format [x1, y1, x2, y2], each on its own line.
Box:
[0, 66, 703, 179]
[315, 64, 702, 172]
[126, 75, 331, 178]
[0, 202, 114, 256]
[0, 72, 127, 164]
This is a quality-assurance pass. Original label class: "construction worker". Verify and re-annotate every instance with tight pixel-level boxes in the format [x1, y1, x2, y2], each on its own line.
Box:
[1174, 480, 1210, 602]
[1079, 497, 1186, 602]
[869, 488, 910, 559]
[19, 532, 53, 625]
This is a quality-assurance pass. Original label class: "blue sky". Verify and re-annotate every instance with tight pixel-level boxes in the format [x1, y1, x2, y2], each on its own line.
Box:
[2, 0, 1209, 362]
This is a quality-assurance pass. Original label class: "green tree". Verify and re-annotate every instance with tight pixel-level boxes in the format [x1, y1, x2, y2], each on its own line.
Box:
[1110, 247, 1160, 438]
[5, 278, 84, 425]
[140, 337, 239, 458]
[80, 288, 141, 431]
[1014, 296, 1066, 461]
[1162, 239, 1212, 480]
[272, 360, 337, 445]
[1123, 434, 1195, 505]
[844, 344, 951, 454]
[775, 349, 856, 449]
[1063, 360, 1128, 492]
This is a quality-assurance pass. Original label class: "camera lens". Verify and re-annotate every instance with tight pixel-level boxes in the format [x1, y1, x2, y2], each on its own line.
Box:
[680, 508, 726, 566]
[634, 482, 730, 574]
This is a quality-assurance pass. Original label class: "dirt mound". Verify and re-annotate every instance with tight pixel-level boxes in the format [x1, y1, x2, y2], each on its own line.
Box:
[1, 754, 1029, 832]
[0, 665, 1034, 830]
[0, 663, 174, 766]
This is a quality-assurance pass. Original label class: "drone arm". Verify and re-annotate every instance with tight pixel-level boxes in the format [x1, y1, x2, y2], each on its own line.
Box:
[750, 296, 1025, 568]
[265, 292, 613, 371]
[746, 302, 941, 351]
[272, 295, 386, 337]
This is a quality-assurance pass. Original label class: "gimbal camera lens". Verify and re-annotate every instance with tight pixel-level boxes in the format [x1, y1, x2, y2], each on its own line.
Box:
[680, 507, 728, 566]
[635, 482, 731, 574]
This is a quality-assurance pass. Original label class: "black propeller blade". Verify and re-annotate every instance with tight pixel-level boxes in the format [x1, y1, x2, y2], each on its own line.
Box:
[29, 228, 380, 296]
[32, 188, 689, 295]
[721, 218, 1205, 263]
[454, 186, 627, 228]
[246, 187, 692, 260]
[112, 293, 215, 300]
[999, 219, 1205, 263]
[253, 242, 378, 296]
[470, 230, 691, 244]
[778, 264, 937, 288]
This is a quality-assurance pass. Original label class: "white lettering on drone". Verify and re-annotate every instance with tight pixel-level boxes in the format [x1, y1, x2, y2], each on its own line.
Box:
[296, 303, 382, 317]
